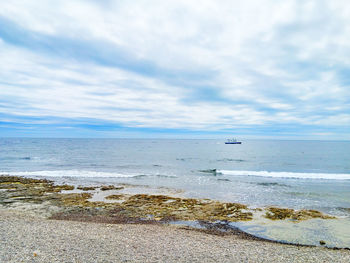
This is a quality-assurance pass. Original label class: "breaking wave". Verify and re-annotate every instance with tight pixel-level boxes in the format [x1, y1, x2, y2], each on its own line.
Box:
[217, 170, 350, 180]
[133, 174, 177, 179]
[2, 170, 178, 179]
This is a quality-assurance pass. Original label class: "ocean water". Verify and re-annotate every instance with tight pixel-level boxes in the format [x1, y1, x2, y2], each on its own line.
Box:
[1, 138, 350, 247]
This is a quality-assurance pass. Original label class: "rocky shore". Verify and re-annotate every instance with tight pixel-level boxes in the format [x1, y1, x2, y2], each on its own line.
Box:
[0, 175, 334, 223]
[1, 175, 350, 262]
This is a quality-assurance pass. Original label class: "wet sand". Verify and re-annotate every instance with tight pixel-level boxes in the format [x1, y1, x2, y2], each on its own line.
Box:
[1, 209, 350, 263]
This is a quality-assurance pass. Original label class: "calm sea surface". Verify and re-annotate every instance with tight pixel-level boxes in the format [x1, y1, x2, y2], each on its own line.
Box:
[1, 138, 350, 247]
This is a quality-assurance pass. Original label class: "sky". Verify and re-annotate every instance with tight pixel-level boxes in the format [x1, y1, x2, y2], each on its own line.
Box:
[0, 0, 349, 139]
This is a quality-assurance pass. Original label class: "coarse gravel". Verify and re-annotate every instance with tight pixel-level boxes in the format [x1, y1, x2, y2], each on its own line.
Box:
[1, 209, 349, 263]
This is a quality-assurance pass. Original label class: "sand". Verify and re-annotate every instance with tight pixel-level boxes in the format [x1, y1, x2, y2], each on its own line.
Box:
[1, 209, 350, 263]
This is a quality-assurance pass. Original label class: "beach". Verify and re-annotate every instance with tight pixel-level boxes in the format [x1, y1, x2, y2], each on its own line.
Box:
[2, 0, 350, 261]
[1, 174, 350, 262]
[2, 209, 350, 263]
[2, 139, 350, 247]
[1, 138, 350, 261]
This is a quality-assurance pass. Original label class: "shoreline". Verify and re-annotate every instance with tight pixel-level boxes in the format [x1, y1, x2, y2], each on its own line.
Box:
[1, 175, 350, 258]
[48, 207, 347, 251]
[1, 209, 350, 262]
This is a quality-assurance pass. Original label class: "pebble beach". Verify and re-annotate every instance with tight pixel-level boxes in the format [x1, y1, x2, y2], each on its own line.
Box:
[1, 208, 350, 263]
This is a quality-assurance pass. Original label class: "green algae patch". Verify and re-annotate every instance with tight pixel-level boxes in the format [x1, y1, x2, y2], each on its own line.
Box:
[0, 176, 50, 185]
[120, 194, 252, 222]
[0, 175, 77, 205]
[0, 175, 337, 225]
[77, 186, 97, 191]
[58, 193, 93, 206]
[265, 207, 336, 221]
[105, 194, 125, 200]
[100, 185, 124, 191]
[53, 185, 75, 191]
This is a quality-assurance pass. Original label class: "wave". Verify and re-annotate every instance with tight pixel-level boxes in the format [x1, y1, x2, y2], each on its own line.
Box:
[0, 156, 33, 161]
[217, 158, 245, 162]
[256, 182, 290, 187]
[217, 178, 231, 182]
[217, 170, 350, 180]
[2, 170, 177, 179]
[336, 207, 350, 213]
[3, 170, 140, 178]
[133, 174, 177, 179]
[199, 169, 218, 175]
[176, 158, 198, 161]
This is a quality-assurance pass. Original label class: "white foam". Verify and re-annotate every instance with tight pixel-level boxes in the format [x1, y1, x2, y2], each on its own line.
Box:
[3, 170, 139, 178]
[2, 170, 178, 179]
[217, 170, 350, 180]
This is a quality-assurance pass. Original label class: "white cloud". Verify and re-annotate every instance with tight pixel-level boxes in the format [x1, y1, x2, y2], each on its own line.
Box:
[0, 0, 349, 135]
[0, 40, 271, 129]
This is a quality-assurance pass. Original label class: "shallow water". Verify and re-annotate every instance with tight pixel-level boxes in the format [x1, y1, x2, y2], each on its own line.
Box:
[1, 138, 350, 247]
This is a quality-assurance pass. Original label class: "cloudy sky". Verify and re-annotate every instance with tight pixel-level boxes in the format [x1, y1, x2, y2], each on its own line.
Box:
[0, 0, 349, 139]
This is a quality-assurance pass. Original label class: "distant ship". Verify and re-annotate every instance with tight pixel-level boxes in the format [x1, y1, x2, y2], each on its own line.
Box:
[225, 138, 242, 144]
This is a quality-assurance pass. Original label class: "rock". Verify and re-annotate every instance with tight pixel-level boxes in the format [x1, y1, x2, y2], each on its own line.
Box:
[77, 186, 97, 191]
[100, 185, 124, 191]
[265, 207, 335, 221]
[105, 194, 125, 200]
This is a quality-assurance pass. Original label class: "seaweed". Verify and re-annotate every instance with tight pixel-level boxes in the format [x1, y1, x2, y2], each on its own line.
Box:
[0, 175, 337, 225]
[77, 186, 97, 191]
[100, 185, 124, 191]
[119, 194, 252, 222]
[105, 194, 125, 200]
[265, 207, 336, 221]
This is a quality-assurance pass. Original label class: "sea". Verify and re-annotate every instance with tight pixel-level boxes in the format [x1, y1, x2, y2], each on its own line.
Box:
[1, 138, 350, 247]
